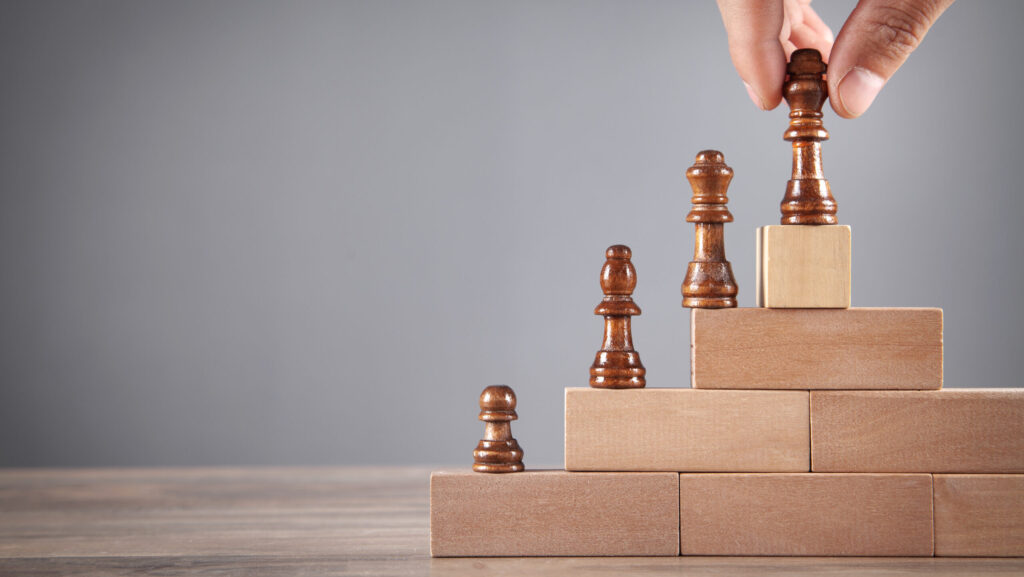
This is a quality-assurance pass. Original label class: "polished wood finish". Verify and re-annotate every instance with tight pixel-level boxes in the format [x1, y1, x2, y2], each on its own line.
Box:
[934, 474, 1024, 557]
[431, 470, 679, 557]
[756, 224, 852, 308]
[691, 308, 942, 389]
[589, 245, 645, 388]
[565, 388, 809, 472]
[781, 49, 837, 225]
[682, 150, 738, 309]
[472, 385, 524, 473]
[811, 390, 1024, 472]
[2, 468, 1024, 574]
[679, 474, 934, 556]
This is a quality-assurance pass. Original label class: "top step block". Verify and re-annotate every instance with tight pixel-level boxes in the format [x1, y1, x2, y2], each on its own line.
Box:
[757, 224, 851, 308]
[691, 307, 943, 390]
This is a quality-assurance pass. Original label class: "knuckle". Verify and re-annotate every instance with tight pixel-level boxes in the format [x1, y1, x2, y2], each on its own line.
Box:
[866, 2, 935, 59]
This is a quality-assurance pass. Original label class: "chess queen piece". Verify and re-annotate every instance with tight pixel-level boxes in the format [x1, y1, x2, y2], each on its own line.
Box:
[681, 150, 738, 308]
[589, 245, 646, 388]
[472, 385, 524, 473]
[780, 48, 838, 225]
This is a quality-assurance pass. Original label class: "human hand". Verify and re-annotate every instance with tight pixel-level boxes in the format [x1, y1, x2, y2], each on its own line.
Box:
[716, 0, 955, 118]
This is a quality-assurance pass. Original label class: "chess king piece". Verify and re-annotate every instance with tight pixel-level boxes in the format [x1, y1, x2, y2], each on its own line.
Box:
[681, 150, 738, 309]
[589, 245, 646, 388]
[781, 48, 837, 225]
[472, 385, 524, 473]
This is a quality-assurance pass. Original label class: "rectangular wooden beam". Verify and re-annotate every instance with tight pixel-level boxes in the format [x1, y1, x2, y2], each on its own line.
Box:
[679, 473, 934, 556]
[934, 474, 1024, 557]
[565, 388, 809, 472]
[430, 470, 679, 557]
[811, 389, 1024, 473]
[691, 307, 943, 390]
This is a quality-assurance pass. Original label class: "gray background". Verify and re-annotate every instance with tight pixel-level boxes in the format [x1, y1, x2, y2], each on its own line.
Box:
[1, 1, 1021, 467]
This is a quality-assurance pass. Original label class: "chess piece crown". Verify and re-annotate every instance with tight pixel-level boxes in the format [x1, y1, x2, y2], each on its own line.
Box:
[781, 48, 838, 225]
[681, 150, 738, 308]
[472, 385, 524, 473]
[589, 245, 646, 389]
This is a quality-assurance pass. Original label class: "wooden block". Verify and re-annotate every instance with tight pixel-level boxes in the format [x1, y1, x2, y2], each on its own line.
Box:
[756, 224, 851, 308]
[429, 470, 679, 557]
[564, 388, 808, 472]
[812, 390, 1024, 473]
[934, 475, 1024, 557]
[691, 307, 943, 390]
[679, 473, 933, 556]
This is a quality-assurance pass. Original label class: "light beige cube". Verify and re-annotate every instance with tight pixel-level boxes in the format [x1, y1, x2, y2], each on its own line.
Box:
[756, 224, 851, 308]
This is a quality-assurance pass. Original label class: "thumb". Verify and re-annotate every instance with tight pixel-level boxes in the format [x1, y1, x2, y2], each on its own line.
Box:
[827, 0, 954, 118]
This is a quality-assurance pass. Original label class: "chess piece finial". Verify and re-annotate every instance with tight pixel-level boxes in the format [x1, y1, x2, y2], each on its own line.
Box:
[781, 48, 838, 225]
[589, 245, 646, 388]
[473, 385, 524, 473]
[682, 150, 738, 308]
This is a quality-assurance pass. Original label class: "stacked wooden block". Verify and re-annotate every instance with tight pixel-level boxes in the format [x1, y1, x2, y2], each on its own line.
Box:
[432, 223, 1022, 558]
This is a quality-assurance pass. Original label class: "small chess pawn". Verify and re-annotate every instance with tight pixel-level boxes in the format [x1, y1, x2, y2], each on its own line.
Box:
[781, 48, 838, 225]
[472, 385, 524, 473]
[681, 150, 738, 308]
[589, 245, 646, 388]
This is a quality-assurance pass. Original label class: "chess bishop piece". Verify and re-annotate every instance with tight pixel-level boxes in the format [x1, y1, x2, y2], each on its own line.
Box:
[589, 245, 646, 388]
[781, 48, 838, 225]
[472, 385, 524, 473]
[681, 150, 738, 308]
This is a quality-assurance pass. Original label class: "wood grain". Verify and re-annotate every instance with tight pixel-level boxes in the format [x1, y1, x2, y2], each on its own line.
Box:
[756, 225, 851, 308]
[691, 308, 943, 390]
[934, 474, 1024, 557]
[1, 468, 1023, 574]
[811, 390, 1024, 472]
[564, 388, 809, 472]
[679, 473, 933, 556]
[430, 470, 679, 556]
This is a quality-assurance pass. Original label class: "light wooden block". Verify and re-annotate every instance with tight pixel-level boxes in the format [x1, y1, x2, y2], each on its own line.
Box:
[812, 389, 1024, 472]
[429, 470, 679, 557]
[934, 474, 1024, 557]
[691, 307, 943, 390]
[564, 388, 808, 472]
[679, 473, 934, 556]
[756, 224, 851, 308]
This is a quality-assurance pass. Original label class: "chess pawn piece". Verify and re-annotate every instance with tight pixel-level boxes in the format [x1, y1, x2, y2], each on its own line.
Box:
[589, 245, 646, 388]
[472, 385, 524, 473]
[681, 150, 738, 308]
[780, 48, 838, 225]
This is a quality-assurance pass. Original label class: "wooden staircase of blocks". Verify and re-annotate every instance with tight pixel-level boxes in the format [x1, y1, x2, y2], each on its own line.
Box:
[431, 308, 1024, 557]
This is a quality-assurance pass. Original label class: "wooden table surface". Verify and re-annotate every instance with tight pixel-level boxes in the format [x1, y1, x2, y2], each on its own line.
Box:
[1, 467, 1021, 576]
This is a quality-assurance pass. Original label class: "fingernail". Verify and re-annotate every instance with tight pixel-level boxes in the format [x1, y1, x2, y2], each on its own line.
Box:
[744, 82, 766, 110]
[836, 67, 884, 117]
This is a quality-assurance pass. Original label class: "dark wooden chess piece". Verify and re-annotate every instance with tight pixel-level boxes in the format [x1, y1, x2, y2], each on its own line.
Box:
[472, 385, 524, 473]
[589, 245, 646, 389]
[681, 150, 738, 308]
[780, 48, 838, 225]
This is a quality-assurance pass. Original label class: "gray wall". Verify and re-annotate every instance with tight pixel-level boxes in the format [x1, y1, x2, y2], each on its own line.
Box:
[1, 1, 1021, 467]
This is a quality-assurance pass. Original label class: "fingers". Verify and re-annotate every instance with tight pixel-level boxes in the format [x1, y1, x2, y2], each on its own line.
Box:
[716, 0, 787, 110]
[827, 0, 955, 118]
[785, 1, 834, 61]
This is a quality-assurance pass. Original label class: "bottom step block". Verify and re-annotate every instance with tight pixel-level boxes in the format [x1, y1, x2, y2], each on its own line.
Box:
[679, 474, 934, 556]
[430, 470, 679, 557]
[935, 475, 1024, 557]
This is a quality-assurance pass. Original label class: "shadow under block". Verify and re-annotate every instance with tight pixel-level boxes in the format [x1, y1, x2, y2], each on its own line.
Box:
[756, 224, 851, 308]
[691, 307, 943, 390]
[564, 388, 809, 472]
[811, 390, 1024, 473]
[678, 473, 933, 556]
[429, 470, 679, 557]
[934, 475, 1024, 557]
